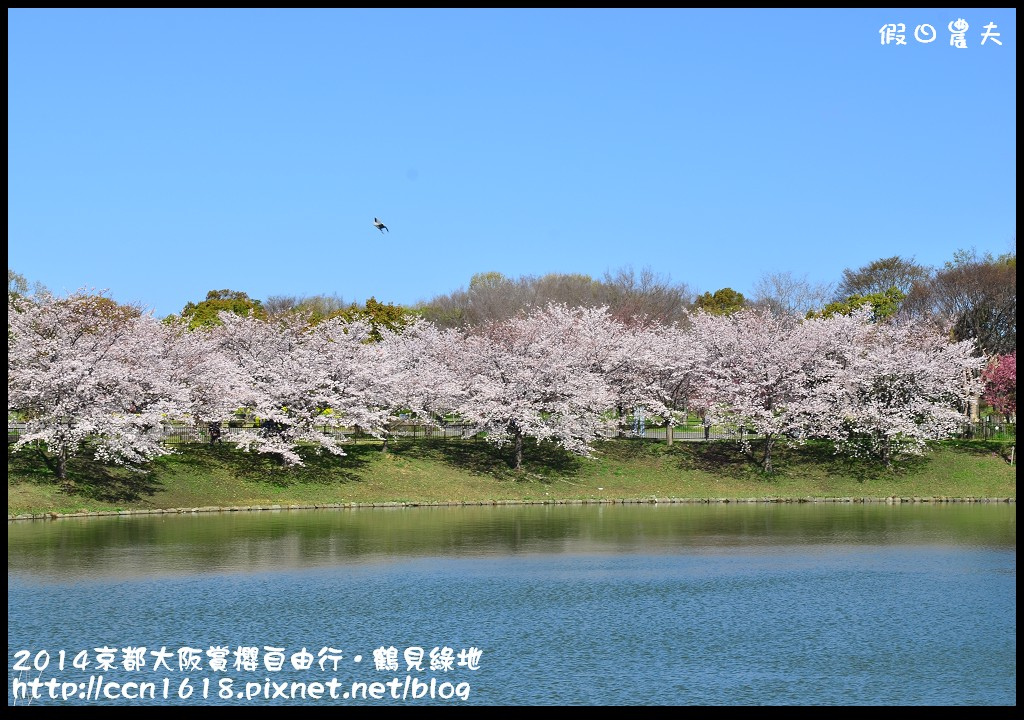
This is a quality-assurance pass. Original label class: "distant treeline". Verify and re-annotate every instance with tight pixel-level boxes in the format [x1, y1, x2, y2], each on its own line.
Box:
[9, 249, 1015, 356]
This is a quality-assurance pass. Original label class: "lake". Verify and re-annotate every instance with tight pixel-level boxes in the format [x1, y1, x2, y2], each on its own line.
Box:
[7, 502, 1016, 706]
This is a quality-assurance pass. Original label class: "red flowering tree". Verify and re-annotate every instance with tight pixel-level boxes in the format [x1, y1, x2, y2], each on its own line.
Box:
[982, 352, 1016, 419]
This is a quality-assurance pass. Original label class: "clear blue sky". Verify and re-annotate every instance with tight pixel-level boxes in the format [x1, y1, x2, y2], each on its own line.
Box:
[8, 8, 1017, 318]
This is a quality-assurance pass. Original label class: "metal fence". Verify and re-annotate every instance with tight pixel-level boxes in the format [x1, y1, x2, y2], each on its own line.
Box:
[627, 426, 757, 441]
[174, 421, 760, 443]
[158, 423, 484, 444]
[957, 420, 1016, 441]
[7, 420, 1016, 445]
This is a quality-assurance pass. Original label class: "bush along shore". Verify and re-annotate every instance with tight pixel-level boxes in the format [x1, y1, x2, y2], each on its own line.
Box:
[8, 438, 1016, 518]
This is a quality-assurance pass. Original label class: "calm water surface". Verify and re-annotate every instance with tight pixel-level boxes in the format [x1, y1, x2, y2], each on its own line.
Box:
[7, 503, 1016, 706]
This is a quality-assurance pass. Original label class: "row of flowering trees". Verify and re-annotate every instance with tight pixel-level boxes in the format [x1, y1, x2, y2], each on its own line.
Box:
[9, 291, 987, 484]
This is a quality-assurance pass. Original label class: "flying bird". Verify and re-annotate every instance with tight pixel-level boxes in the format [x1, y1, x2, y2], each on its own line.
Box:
[374, 218, 389, 233]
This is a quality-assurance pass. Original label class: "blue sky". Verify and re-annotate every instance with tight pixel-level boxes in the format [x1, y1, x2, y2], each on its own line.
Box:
[8, 8, 1017, 318]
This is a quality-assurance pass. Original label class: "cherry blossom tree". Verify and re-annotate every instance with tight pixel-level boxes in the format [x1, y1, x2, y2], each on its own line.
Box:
[981, 352, 1015, 420]
[639, 321, 712, 436]
[163, 316, 250, 443]
[814, 313, 985, 464]
[680, 307, 983, 469]
[207, 311, 383, 465]
[371, 317, 465, 451]
[450, 304, 619, 470]
[545, 305, 674, 434]
[8, 291, 187, 486]
[688, 307, 828, 473]
[10, 284, 989, 483]
[313, 313, 393, 439]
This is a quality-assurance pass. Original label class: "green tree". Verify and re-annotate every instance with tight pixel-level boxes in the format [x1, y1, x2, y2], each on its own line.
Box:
[179, 289, 266, 329]
[693, 287, 746, 316]
[8, 268, 29, 300]
[8, 268, 48, 303]
[468, 271, 509, 291]
[807, 287, 906, 322]
[330, 296, 412, 341]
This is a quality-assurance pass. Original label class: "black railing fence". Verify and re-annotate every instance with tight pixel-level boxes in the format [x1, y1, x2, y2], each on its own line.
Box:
[9, 420, 1015, 445]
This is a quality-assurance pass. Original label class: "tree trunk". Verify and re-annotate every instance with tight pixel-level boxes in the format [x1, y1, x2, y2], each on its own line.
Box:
[513, 429, 523, 471]
[761, 436, 774, 474]
[881, 437, 892, 467]
[56, 453, 71, 490]
[37, 446, 72, 488]
[965, 367, 981, 421]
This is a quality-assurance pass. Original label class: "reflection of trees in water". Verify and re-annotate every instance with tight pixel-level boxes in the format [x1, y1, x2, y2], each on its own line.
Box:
[9, 503, 1016, 580]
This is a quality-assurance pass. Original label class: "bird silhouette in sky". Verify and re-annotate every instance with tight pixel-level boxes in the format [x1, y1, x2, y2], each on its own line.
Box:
[373, 218, 389, 233]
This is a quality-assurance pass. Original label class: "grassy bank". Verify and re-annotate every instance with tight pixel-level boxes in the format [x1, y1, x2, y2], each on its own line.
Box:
[7, 437, 1016, 516]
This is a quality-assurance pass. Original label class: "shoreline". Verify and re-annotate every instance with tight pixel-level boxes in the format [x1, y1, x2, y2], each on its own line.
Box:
[9, 494, 1016, 521]
[10, 440, 1015, 519]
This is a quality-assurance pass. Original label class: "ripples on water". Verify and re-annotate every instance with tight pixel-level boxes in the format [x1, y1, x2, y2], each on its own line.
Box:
[8, 504, 1016, 706]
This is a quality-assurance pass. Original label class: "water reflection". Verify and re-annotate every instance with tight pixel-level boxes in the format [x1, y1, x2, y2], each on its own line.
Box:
[8, 503, 1016, 582]
[8, 504, 1016, 706]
